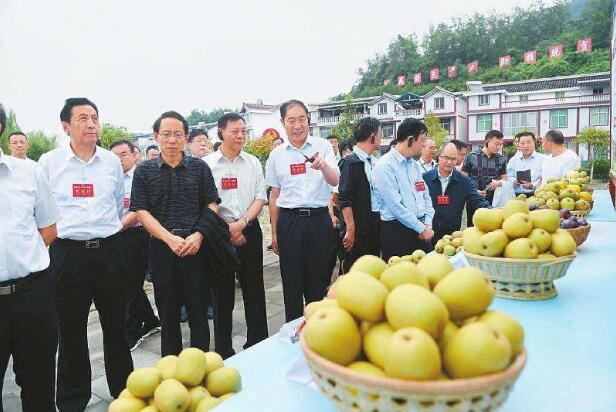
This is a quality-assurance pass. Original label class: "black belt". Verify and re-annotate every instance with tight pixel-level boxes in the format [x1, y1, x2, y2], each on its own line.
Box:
[280, 207, 328, 217]
[0, 271, 44, 296]
[56, 232, 121, 249]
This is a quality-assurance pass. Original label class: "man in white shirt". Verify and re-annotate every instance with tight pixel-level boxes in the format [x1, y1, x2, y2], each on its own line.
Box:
[204, 113, 268, 349]
[7, 131, 36, 164]
[506, 132, 544, 195]
[327, 134, 341, 161]
[539, 129, 581, 184]
[266, 99, 340, 322]
[188, 128, 213, 159]
[38, 98, 133, 410]
[0, 145, 59, 411]
[417, 137, 437, 172]
[110, 139, 161, 351]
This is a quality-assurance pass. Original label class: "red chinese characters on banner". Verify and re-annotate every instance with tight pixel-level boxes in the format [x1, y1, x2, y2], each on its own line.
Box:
[447, 65, 457, 78]
[430, 68, 440, 81]
[524, 50, 537, 64]
[413, 73, 422, 85]
[397, 74, 407, 87]
[383, 79, 391, 86]
[499, 55, 511, 68]
[549, 44, 563, 59]
[577, 38, 592, 53]
[467, 61, 478, 75]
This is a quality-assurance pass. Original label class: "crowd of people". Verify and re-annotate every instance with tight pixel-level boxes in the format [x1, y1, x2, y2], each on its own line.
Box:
[0, 98, 581, 411]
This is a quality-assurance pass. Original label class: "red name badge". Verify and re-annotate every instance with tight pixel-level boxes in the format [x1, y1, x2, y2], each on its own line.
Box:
[290, 163, 307, 175]
[437, 195, 450, 205]
[123, 198, 130, 208]
[221, 177, 238, 190]
[73, 184, 94, 198]
[415, 181, 426, 192]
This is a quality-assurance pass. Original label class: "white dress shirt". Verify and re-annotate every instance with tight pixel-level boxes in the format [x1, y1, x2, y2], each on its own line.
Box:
[506, 151, 544, 194]
[204, 150, 267, 222]
[38, 144, 124, 240]
[540, 149, 581, 181]
[417, 157, 437, 173]
[0, 150, 59, 281]
[265, 135, 339, 209]
[122, 166, 141, 227]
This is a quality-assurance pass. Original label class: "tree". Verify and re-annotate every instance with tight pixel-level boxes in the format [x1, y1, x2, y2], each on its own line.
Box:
[574, 127, 610, 179]
[26, 131, 57, 161]
[99, 123, 132, 149]
[186, 108, 233, 126]
[422, 112, 449, 148]
[332, 94, 356, 141]
[243, 134, 274, 165]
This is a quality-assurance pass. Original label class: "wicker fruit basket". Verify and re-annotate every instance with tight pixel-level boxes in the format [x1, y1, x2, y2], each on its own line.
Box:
[463, 252, 575, 300]
[570, 209, 590, 218]
[566, 224, 591, 247]
[299, 328, 527, 412]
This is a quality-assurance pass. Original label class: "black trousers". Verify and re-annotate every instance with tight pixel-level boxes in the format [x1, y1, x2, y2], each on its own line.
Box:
[344, 212, 381, 272]
[380, 220, 433, 262]
[149, 238, 210, 356]
[51, 236, 134, 412]
[0, 270, 57, 412]
[121, 227, 159, 342]
[211, 271, 235, 359]
[277, 208, 335, 322]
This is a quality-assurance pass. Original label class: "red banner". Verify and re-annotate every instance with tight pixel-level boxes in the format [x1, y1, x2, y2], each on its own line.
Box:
[499, 55, 511, 68]
[397, 74, 407, 87]
[577, 38, 592, 53]
[447, 65, 457, 78]
[413, 72, 422, 85]
[430, 68, 440, 81]
[383, 79, 391, 86]
[549, 44, 563, 59]
[467, 61, 479, 75]
[524, 50, 537, 64]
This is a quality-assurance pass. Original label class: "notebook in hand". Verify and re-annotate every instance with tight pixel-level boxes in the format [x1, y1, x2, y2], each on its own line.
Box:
[516, 169, 532, 183]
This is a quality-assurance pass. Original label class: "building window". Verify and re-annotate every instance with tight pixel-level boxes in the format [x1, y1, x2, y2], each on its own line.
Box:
[434, 97, 445, 110]
[555, 91, 565, 102]
[320, 127, 332, 138]
[519, 95, 529, 104]
[503, 112, 538, 137]
[590, 107, 608, 126]
[477, 114, 492, 132]
[478, 95, 490, 106]
[593, 88, 604, 95]
[440, 118, 451, 133]
[550, 109, 568, 129]
[378, 103, 388, 115]
[382, 123, 394, 138]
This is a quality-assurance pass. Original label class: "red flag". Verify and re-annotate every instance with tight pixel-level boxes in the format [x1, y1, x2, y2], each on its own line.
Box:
[413, 73, 422, 85]
[467, 61, 478, 75]
[524, 50, 537, 64]
[447, 65, 457, 78]
[383, 79, 391, 86]
[430, 68, 440, 81]
[397, 74, 407, 87]
[577, 38, 592, 53]
[499, 55, 511, 68]
[549, 44, 563, 59]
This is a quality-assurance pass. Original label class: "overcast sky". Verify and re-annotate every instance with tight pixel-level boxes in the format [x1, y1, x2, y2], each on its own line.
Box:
[0, 0, 546, 138]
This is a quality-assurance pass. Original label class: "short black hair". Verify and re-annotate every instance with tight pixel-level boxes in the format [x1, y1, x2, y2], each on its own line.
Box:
[396, 118, 428, 144]
[60, 97, 98, 123]
[280, 99, 309, 119]
[272, 137, 284, 144]
[515, 131, 536, 142]
[450, 139, 469, 151]
[213, 142, 222, 151]
[545, 129, 564, 145]
[216, 113, 245, 140]
[326, 134, 338, 141]
[0, 104, 6, 136]
[109, 139, 135, 152]
[134, 146, 141, 153]
[8, 131, 27, 141]
[354, 117, 381, 143]
[188, 128, 209, 143]
[341, 137, 356, 153]
[485, 130, 504, 141]
[146, 145, 159, 154]
[153, 111, 188, 134]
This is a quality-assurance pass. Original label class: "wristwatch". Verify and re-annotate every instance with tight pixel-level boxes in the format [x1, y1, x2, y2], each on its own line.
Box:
[242, 216, 252, 226]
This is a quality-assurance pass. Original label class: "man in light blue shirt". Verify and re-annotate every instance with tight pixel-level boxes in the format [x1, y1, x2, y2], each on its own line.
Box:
[506, 131, 544, 195]
[373, 118, 435, 261]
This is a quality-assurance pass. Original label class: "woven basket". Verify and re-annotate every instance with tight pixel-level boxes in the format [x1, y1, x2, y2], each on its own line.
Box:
[299, 329, 527, 412]
[463, 252, 575, 300]
[566, 224, 591, 247]
[570, 209, 590, 218]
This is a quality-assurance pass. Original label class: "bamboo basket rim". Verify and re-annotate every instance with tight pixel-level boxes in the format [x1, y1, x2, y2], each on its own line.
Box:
[463, 251, 575, 266]
[299, 326, 527, 396]
[565, 223, 591, 233]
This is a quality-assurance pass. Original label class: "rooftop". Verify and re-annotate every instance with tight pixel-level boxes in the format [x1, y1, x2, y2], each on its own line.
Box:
[481, 72, 609, 93]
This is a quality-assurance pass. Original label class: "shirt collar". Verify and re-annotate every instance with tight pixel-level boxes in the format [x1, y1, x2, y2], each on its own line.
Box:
[156, 153, 190, 168]
[420, 157, 435, 166]
[64, 143, 101, 164]
[391, 148, 409, 164]
[284, 135, 313, 152]
[520, 151, 537, 160]
[126, 165, 136, 177]
[352, 146, 370, 161]
[215, 149, 247, 164]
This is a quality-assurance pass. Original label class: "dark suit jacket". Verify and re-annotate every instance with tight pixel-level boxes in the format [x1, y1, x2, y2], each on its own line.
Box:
[337, 153, 377, 237]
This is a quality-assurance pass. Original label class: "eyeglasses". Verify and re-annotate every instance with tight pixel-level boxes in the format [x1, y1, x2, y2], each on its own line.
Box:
[284, 116, 308, 126]
[158, 132, 186, 139]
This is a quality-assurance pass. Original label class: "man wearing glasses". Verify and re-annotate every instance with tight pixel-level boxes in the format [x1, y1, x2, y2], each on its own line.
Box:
[266, 99, 339, 322]
[130, 111, 220, 356]
[424, 143, 491, 243]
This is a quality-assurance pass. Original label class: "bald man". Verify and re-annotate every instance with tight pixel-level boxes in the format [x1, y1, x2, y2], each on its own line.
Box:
[422, 143, 491, 242]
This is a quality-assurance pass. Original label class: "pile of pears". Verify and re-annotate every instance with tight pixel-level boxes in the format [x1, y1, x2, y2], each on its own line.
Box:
[465, 200, 577, 259]
[523, 169, 592, 212]
[303, 254, 525, 381]
[434, 231, 464, 256]
[108, 348, 241, 412]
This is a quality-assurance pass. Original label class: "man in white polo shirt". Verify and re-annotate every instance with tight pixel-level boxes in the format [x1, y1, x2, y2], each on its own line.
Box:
[539, 129, 581, 184]
[38, 98, 133, 410]
[0, 139, 59, 410]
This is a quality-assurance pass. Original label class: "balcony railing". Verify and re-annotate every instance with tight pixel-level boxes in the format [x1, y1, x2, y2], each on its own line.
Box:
[395, 108, 423, 118]
[501, 93, 609, 109]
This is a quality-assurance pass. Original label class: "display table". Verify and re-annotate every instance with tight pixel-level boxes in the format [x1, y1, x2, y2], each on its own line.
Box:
[217, 190, 616, 412]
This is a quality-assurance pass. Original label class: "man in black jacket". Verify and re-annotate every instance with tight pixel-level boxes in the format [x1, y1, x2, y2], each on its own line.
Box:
[423, 142, 491, 242]
[338, 117, 382, 270]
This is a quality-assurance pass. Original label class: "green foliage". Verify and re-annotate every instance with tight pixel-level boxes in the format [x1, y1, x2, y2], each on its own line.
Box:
[502, 144, 518, 158]
[186, 108, 233, 126]
[332, 94, 356, 140]
[592, 158, 609, 179]
[422, 112, 448, 147]
[26, 131, 57, 161]
[243, 135, 274, 164]
[99, 123, 132, 149]
[574, 127, 610, 162]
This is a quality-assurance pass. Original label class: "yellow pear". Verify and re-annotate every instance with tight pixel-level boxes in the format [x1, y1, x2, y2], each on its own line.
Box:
[108, 398, 146, 412]
[462, 227, 485, 255]
[380, 262, 429, 290]
[478, 229, 509, 257]
[472, 208, 503, 232]
[384, 327, 441, 380]
[176, 348, 208, 387]
[537, 252, 557, 259]
[118, 388, 139, 400]
[388, 256, 402, 266]
[127, 367, 161, 399]
[416, 254, 455, 288]
[347, 361, 386, 377]
[189, 386, 211, 412]
[140, 406, 160, 412]
[304, 299, 338, 321]
[438, 321, 459, 352]
[326, 275, 344, 299]
[433, 268, 494, 321]
[529, 209, 560, 233]
[503, 199, 529, 218]
[504, 238, 538, 259]
[205, 367, 242, 397]
[550, 229, 576, 256]
[219, 393, 234, 401]
[195, 397, 222, 412]
[502, 213, 533, 238]
[527, 228, 552, 253]
[154, 379, 191, 412]
[335, 272, 388, 322]
[385, 284, 449, 339]
[349, 255, 387, 279]
[479, 311, 525, 358]
[156, 355, 178, 380]
[444, 323, 512, 378]
[411, 249, 427, 263]
[363, 322, 394, 369]
[451, 230, 463, 239]
[204, 351, 225, 375]
[304, 307, 361, 365]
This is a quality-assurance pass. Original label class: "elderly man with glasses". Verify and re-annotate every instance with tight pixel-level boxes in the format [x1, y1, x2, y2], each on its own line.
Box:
[423, 142, 491, 243]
